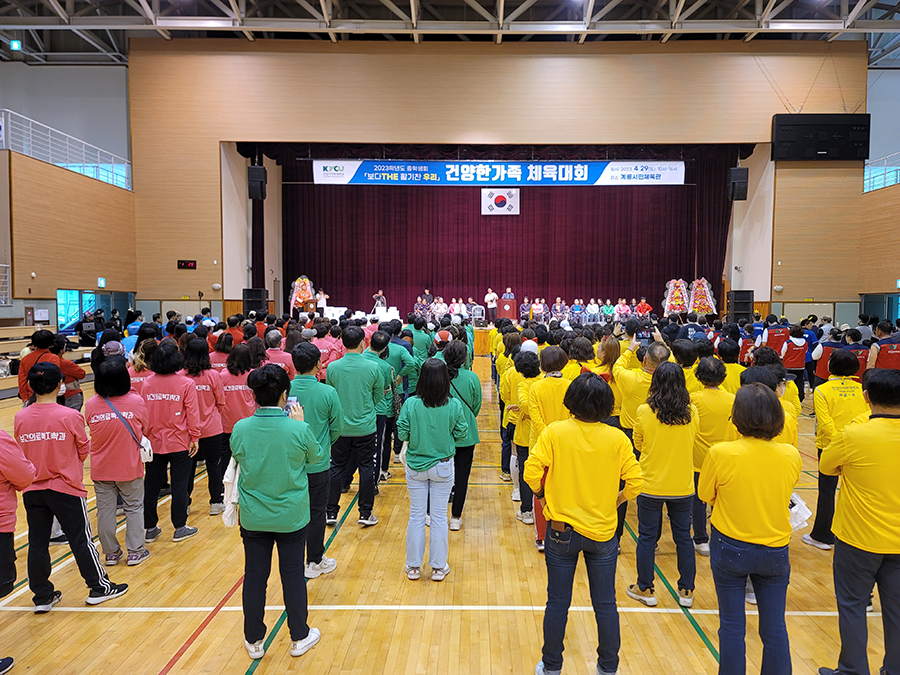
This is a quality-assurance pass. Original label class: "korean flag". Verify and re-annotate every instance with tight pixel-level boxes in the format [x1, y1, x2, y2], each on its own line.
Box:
[481, 188, 520, 216]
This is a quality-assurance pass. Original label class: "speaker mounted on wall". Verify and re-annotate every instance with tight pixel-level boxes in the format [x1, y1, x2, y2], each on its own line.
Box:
[771, 114, 870, 162]
[242, 288, 268, 317]
[728, 167, 749, 201]
[248, 165, 267, 200]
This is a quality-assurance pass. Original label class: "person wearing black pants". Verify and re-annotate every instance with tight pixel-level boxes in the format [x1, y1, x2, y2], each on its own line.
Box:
[144, 451, 193, 532]
[189, 434, 224, 509]
[809, 447, 838, 546]
[327, 434, 377, 524]
[451, 445, 475, 520]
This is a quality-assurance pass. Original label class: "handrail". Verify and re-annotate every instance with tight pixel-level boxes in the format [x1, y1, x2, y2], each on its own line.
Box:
[0, 109, 131, 190]
[864, 151, 900, 193]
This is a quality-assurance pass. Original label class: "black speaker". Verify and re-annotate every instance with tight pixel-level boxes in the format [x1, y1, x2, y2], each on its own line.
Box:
[242, 288, 268, 317]
[248, 165, 267, 200]
[728, 167, 749, 201]
[726, 290, 754, 324]
[771, 114, 870, 161]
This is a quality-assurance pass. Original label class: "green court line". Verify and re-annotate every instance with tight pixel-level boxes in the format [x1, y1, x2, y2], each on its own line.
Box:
[623, 521, 720, 663]
[803, 470, 819, 479]
[244, 492, 360, 675]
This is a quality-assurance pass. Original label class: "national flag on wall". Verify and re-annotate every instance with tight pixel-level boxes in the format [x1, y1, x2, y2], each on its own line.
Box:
[481, 188, 520, 216]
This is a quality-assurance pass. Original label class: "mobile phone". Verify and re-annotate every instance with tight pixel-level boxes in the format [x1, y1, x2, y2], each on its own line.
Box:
[285, 396, 298, 413]
[637, 330, 652, 347]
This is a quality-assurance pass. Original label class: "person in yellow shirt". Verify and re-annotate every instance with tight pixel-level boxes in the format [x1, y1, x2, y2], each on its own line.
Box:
[689, 357, 735, 557]
[698, 384, 802, 675]
[626, 362, 699, 609]
[499, 345, 525, 501]
[730, 367, 799, 451]
[511, 348, 541, 524]
[817, 368, 900, 675]
[521, 346, 571, 551]
[496, 330, 521, 481]
[524, 373, 643, 675]
[753, 346, 802, 417]
[803, 350, 869, 552]
[561, 337, 599, 380]
[717, 338, 745, 395]
[595, 337, 622, 425]
[671, 339, 703, 394]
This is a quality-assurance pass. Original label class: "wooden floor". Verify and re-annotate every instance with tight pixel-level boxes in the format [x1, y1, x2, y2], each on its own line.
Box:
[0, 356, 887, 674]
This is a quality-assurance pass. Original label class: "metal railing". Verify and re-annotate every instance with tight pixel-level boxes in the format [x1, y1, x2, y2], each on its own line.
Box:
[0, 266, 11, 307]
[0, 109, 131, 190]
[864, 151, 900, 193]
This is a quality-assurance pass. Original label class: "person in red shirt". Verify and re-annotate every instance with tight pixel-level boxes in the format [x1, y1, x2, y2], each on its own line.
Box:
[15, 362, 128, 612]
[210, 333, 232, 370]
[182, 340, 227, 513]
[85, 357, 151, 567]
[225, 315, 244, 345]
[264, 330, 297, 379]
[635, 297, 653, 318]
[141, 341, 201, 544]
[17, 330, 86, 403]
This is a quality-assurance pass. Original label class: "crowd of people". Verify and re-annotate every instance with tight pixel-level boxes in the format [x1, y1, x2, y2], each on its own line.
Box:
[0, 299, 897, 675]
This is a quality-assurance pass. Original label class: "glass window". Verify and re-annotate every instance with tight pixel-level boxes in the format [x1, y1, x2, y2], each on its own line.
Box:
[56, 290, 81, 332]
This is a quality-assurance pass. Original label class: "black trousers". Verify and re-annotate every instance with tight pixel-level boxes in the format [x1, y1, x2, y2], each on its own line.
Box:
[375, 415, 397, 475]
[189, 434, 225, 505]
[616, 425, 637, 541]
[487, 307, 498, 323]
[328, 434, 376, 518]
[805, 361, 818, 393]
[144, 450, 192, 530]
[451, 445, 475, 518]
[787, 368, 806, 402]
[306, 470, 329, 565]
[810, 447, 838, 545]
[24, 490, 114, 605]
[241, 525, 310, 643]
[0, 532, 15, 598]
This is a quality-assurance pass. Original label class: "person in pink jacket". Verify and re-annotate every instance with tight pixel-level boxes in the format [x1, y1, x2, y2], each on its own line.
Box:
[311, 324, 340, 382]
[264, 330, 297, 379]
[210, 333, 232, 370]
[220, 343, 257, 470]
[85, 357, 151, 567]
[127, 339, 156, 395]
[141, 341, 201, 544]
[183, 339, 227, 514]
[15, 362, 128, 612]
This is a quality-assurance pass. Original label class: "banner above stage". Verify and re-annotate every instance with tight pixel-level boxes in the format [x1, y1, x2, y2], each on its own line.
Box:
[313, 160, 685, 187]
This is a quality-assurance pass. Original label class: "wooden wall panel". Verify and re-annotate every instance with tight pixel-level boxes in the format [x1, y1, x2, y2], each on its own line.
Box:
[9, 153, 135, 299]
[771, 162, 862, 303]
[0, 151, 10, 266]
[127, 40, 867, 300]
[860, 183, 900, 294]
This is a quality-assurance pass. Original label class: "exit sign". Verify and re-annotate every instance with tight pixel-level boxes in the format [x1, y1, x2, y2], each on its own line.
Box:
[177, 260, 197, 270]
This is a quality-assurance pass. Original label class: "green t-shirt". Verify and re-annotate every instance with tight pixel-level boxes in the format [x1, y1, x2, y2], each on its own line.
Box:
[448, 369, 482, 447]
[231, 408, 319, 533]
[326, 352, 385, 436]
[288, 375, 344, 473]
[397, 396, 468, 472]
[362, 350, 395, 417]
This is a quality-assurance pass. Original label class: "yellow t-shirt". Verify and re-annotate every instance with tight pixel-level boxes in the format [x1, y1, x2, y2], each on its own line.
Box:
[683, 365, 703, 395]
[500, 367, 525, 427]
[496, 351, 514, 385]
[561, 360, 598, 381]
[812, 376, 868, 449]
[721, 362, 745, 395]
[490, 331, 504, 358]
[527, 375, 572, 447]
[633, 403, 699, 497]
[524, 418, 643, 542]
[690, 387, 737, 471]
[850, 409, 871, 426]
[698, 437, 801, 547]
[820, 417, 900, 554]
[513, 376, 540, 447]
[612, 351, 653, 430]
[783, 379, 802, 417]
[594, 365, 622, 417]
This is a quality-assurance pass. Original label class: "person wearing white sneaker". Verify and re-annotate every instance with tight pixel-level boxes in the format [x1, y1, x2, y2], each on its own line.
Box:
[524, 373, 643, 675]
[231, 365, 322, 661]
[512, 349, 541, 528]
[397, 359, 469, 583]
[444, 343, 481, 530]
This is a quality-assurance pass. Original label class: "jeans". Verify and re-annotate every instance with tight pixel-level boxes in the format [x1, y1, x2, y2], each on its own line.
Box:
[710, 527, 791, 675]
[832, 538, 900, 675]
[810, 447, 838, 545]
[189, 434, 224, 504]
[241, 526, 310, 643]
[516, 443, 534, 513]
[306, 470, 330, 565]
[328, 434, 376, 518]
[636, 495, 695, 592]
[542, 525, 620, 675]
[94, 478, 146, 555]
[451, 445, 475, 518]
[405, 460, 454, 569]
[144, 450, 192, 530]
[693, 472, 709, 545]
[23, 490, 114, 605]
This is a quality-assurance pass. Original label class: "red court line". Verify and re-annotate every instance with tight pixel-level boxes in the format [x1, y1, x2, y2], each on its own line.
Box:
[800, 450, 819, 461]
[158, 575, 245, 675]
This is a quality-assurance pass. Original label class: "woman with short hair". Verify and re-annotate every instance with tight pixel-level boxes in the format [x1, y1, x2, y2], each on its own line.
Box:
[397, 359, 468, 582]
[231, 364, 321, 661]
[698, 383, 802, 675]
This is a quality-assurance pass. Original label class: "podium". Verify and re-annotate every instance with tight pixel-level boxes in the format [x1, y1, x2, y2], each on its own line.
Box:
[498, 296, 517, 321]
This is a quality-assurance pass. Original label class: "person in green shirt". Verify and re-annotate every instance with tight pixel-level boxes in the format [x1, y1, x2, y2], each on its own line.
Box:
[289, 343, 344, 581]
[325, 325, 384, 527]
[362, 331, 396, 483]
[442, 341, 482, 531]
[409, 316, 432, 394]
[230, 364, 321, 662]
[397, 359, 468, 583]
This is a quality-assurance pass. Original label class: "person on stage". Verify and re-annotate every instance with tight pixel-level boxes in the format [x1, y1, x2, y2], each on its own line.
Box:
[614, 299, 632, 323]
[432, 297, 449, 322]
[315, 290, 329, 317]
[502, 288, 515, 300]
[541, 299, 552, 323]
[465, 297, 476, 316]
[586, 299, 601, 324]
[372, 290, 387, 310]
[635, 297, 652, 318]
[414, 297, 428, 317]
[484, 289, 499, 325]
[532, 299, 544, 323]
[422, 289, 434, 306]
[570, 300, 583, 326]
[552, 298, 568, 322]
[520, 297, 532, 324]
